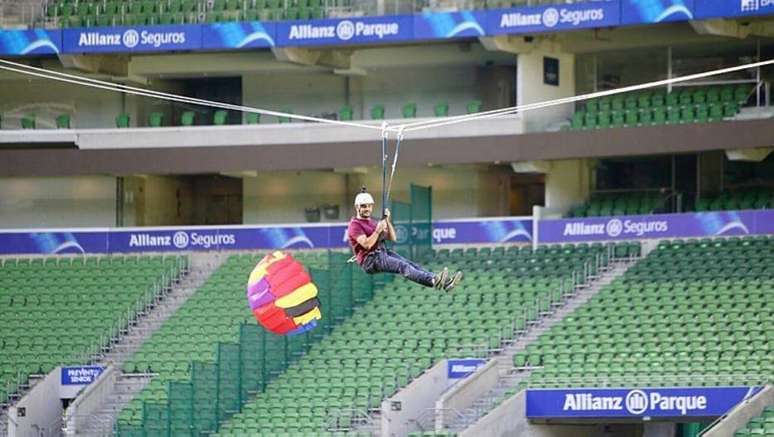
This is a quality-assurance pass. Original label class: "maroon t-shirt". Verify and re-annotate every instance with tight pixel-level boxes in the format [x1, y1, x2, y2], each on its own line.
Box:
[347, 217, 380, 265]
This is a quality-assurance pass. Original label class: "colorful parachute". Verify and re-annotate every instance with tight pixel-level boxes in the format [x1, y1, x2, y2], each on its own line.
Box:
[246, 251, 321, 336]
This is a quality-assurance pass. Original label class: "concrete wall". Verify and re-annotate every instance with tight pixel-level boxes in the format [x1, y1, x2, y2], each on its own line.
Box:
[63, 366, 117, 436]
[8, 369, 62, 437]
[0, 77, 124, 129]
[517, 46, 575, 132]
[0, 176, 116, 228]
[704, 385, 773, 437]
[437, 359, 499, 430]
[242, 166, 510, 224]
[544, 159, 591, 213]
[243, 170, 349, 224]
[381, 359, 456, 437]
[242, 64, 483, 122]
[128, 175, 194, 226]
[461, 390, 643, 437]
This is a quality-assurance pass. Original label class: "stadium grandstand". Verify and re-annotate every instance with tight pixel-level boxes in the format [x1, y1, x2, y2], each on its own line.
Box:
[0, 0, 772, 436]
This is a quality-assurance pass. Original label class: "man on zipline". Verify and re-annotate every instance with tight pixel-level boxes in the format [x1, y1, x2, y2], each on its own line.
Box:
[347, 188, 462, 291]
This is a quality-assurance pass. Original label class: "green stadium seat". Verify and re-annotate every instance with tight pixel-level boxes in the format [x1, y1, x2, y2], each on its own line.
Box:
[213, 110, 228, 125]
[149, 112, 165, 127]
[466, 100, 482, 114]
[666, 92, 678, 107]
[666, 107, 680, 124]
[434, 102, 449, 117]
[56, 114, 71, 129]
[245, 112, 260, 124]
[571, 111, 584, 129]
[597, 111, 610, 129]
[371, 104, 385, 120]
[611, 111, 625, 128]
[339, 105, 353, 121]
[116, 113, 131, 128]
[277, 108, 292, 123]
[180, 111, 196, 126]
[639, 108, 652, 125]
[21, 114, 35, 129]
[624, 109, 638, 126]
[402, 103, 417, 118]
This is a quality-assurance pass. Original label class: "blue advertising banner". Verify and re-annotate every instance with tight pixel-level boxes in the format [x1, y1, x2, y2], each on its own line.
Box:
[0, 229, 108, 255]
[63, 24, 201, 53]
[527, 387, 763, 418]
[620, 0, 695, 25]
[447, 358, 486, 379]
[414, 11, 487, 40]
[538, 209, 774, 243]
[201, 21, 276, 49]
[0, 211, 770, 254]
[487, 1, 620, 36]
[432, 218, 532, 244]
[107, 225, 349, 252]
[61, 366, 105, 385]
[694, 0, 774, 19]
[0, 29, 61, 55]
[275, 15, 414, 47]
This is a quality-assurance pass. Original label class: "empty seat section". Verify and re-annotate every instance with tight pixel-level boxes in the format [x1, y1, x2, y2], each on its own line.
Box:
[519, 236, 772, 390]
[0, 255, 187, 405]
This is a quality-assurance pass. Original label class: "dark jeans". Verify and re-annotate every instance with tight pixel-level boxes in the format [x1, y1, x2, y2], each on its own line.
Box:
[361, 248, 435, 288]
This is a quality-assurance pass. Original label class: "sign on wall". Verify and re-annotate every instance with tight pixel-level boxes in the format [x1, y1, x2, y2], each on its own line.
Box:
[538, 210, 774, 243]
[486, 1, 620, 36]
[527, 387, 763, 418]
[274, 15, 414, 47]
[0, 217, 533, 255]
[447, 358, 486, 379]
[694, 0, 774, 19]
[61, 366, 104, 386]
[62, 24, 201, 53]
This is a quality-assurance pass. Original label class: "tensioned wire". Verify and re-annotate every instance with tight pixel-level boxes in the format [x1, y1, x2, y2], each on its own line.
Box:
[0, 57, 772, 136]
[395, 58, 774, 133]
[0, 58, 383, 131]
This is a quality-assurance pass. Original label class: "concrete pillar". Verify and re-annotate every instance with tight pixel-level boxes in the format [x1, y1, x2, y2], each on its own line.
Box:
[516, 41, 575, 132]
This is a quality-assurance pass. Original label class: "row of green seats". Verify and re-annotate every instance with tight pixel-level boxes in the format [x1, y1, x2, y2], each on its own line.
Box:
[10, 100, 485, 129]
[695, 188, 774, 212]
[568, 192, 665, 217]
[569, 101, 739, 130]
[583, 84, 754, 114]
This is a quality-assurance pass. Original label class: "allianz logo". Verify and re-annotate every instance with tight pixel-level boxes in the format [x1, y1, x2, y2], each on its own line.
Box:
[563, 218, 668, 237]
[451, 364, 479, 373]
[289, 20, 399, 41]
[563, 390, 708, 416]
[499, 7, 604, 28]
[128, 232, 236, 249]
[741, 0, 774, 12]
[78, 29, 186, 48]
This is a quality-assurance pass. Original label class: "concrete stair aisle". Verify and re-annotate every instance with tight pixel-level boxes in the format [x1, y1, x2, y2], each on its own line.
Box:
[444, 259, 640, 432]
[67, 252, 228, 437]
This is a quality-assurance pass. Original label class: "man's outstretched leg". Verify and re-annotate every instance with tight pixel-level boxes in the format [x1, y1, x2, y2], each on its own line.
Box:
[364, 249, 462, 291]
[384, 249, 462, 291]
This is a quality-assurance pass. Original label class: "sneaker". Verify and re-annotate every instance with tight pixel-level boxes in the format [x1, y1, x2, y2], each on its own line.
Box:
[443, 271, 463, 292]
[433, 267, 449, 289]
